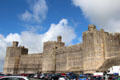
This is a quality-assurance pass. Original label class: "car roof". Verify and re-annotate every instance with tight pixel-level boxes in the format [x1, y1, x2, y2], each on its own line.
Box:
[1, 76, 28, 79]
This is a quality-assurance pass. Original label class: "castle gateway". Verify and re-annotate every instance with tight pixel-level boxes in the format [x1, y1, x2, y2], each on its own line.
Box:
[3, 24, 120, 74]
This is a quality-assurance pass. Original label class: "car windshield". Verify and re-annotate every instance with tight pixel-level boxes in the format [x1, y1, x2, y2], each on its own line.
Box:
[93, 76, 102, 79]
[0, 74, 4, 76]
[79, 76, 86, 78]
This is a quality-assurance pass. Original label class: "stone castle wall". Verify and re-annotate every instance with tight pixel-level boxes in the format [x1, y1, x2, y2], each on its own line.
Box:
[4, 42, 28, 74]
[42, 36, 65, 73]
[3, 24, 120, 74]
[104, 32, 120, 59]
[55, 43, 83, 73]
[19, 54, 42, 74]
[83, 25, 105, 73]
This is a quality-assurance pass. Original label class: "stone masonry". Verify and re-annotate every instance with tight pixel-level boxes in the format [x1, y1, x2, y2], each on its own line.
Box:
[3, 24, 120, 74]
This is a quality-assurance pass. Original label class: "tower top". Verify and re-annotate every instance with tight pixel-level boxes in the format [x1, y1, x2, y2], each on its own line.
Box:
[57, 35, 62, 42]
[88, 24, 96, 31]
[12, 41, 19, 47]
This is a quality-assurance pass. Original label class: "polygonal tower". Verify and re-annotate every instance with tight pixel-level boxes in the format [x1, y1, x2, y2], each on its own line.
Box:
[42, 36, 65, 73]
[3, 41, 28, 74]
[83, 24, 105, 73]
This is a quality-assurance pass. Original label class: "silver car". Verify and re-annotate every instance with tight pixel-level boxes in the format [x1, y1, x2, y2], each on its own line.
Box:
[0, 76, 29, 80]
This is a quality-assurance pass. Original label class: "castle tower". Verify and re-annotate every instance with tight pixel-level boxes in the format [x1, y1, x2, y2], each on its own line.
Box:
[57, 36, 62, 42]
[88, 24, 96, 31]
[3, 41, 28, 74]
[42, 36, 65, 73]
[83, 24, 105, 73]
[12, 41, 18, 47]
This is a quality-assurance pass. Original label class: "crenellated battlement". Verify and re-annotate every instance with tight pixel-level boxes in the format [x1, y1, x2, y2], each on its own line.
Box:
[43, 36, 65, 54]
[88, 24, 96, 31]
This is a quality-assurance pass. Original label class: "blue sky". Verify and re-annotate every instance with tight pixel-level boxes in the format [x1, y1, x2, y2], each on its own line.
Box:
[0, 0, 89, 37]
[0, 0, 120, 72]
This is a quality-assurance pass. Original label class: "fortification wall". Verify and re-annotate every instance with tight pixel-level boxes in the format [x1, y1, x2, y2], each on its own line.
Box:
[42, 52, 56, 73]
[56, 43, 83, 73]
[4, 24, 120, 74]
[19, 53, 42, 74]
[104, 33, 120, 59]
[43, 41, 57, 53]
[43, 41, 65, 53]
[56, 48, 67, 72]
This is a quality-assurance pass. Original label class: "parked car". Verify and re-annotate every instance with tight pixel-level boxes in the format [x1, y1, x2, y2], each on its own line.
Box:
[33, 74, 40, 79]
[20, 73, 28, 77]
[27, 74, 34, 78]
[0, 76, 29, 80]
[78, 75, 87, 80]
[0, 74, 6, 78]
[93, 75, 104, 80]
[58, 76, 69, 80]
[66, 72, 78, 80]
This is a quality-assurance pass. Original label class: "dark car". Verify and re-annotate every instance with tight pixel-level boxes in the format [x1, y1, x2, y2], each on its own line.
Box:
[27, 74, 34, 78]
[66, 72, 78, 80]
[93, 75, 104, 80]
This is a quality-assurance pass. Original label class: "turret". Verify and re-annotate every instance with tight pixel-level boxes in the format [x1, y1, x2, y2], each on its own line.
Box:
[12, 41, 18, 47]
[88, 24, 96, 31]
[57, 36, 62, 42]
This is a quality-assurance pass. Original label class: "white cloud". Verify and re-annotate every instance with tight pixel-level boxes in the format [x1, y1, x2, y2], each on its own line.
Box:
[21, 11, 32, 22]
[0, 19, 76, 72]
[42, 19, 76, 43]
[21, 0, 48, 23]
[72, 0, 120, 32]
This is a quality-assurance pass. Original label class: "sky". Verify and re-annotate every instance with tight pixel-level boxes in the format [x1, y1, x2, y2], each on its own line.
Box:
[0, 0, 120, 72]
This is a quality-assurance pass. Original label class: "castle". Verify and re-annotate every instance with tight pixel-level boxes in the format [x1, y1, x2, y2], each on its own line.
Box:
[3, 24, 120, 74]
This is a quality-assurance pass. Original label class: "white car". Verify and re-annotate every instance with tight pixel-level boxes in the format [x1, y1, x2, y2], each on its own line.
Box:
[0, 76, 30, 80]
[58, 76, 69, 80]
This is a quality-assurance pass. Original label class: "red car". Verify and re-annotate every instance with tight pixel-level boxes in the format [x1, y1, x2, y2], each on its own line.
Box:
[20, 73, 29, 77]
[0, 74, 6, 78]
